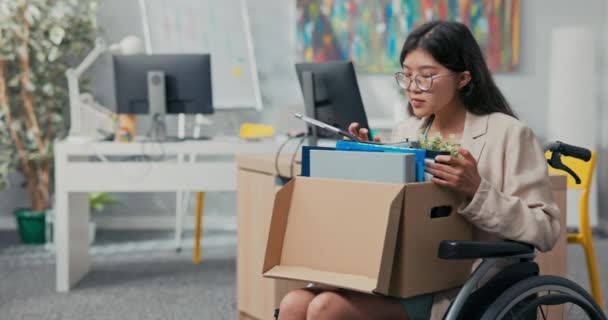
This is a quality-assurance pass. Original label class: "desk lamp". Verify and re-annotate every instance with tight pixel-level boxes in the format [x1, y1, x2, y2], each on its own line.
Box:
[65, 36, 144, 142]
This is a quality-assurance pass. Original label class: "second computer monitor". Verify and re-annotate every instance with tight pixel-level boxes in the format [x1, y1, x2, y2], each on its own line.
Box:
[295, 61, 370, 145]
[113, 54, 213, 115]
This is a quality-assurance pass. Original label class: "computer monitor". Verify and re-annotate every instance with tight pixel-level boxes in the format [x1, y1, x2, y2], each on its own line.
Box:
[295, 61, 370, 146]
[113, 54, 213, 116]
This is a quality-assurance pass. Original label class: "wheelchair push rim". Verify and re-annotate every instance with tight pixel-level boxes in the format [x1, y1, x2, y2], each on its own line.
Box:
[480, 275, 606, 320]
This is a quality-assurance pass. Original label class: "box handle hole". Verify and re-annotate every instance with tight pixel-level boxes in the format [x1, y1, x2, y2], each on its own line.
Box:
[429, 206, 452, 219]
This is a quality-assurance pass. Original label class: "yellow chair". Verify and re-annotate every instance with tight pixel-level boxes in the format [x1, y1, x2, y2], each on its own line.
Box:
[547, 150, 604, 307]
[192, 191, 205, 264]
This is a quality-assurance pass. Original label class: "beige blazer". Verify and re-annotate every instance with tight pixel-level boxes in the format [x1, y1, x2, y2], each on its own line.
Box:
[391, 111, 561, 319]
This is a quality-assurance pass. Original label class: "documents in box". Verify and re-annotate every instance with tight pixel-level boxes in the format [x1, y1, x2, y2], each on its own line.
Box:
[309, 149, 416, 183]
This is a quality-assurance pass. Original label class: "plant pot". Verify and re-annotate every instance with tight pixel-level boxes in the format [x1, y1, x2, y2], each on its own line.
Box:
[424, 150, 452, 182]
[14, 208, 46, 245]
[424, 149, 451, 159]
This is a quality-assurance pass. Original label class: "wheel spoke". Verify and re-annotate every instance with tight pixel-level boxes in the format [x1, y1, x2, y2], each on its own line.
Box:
[539, 303, 547, 320]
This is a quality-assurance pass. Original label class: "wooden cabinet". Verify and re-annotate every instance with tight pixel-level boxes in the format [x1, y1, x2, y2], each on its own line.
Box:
[237, 155, 306, 320]
[537, 174, 568, 320]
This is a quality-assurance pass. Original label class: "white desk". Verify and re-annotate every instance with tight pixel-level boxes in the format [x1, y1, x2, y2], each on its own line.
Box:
[53, 136, 282, 292]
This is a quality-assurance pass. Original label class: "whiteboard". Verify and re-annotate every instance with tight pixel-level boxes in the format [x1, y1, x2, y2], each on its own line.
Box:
[140, 0, 262, 111]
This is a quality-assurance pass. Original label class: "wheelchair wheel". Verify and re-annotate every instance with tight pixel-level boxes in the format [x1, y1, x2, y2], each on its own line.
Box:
[480, 275, 606, 320]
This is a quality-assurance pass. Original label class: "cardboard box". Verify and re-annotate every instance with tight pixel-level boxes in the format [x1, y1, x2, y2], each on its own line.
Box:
[263, 176, 473, 298]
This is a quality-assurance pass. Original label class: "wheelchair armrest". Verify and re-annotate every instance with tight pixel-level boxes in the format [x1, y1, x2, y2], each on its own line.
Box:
[438, 240, 535, 260]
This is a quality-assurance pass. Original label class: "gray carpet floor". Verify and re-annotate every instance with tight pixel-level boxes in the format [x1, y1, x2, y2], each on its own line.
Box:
[0, 230, 237, 320]
[1, 231, 608, 320]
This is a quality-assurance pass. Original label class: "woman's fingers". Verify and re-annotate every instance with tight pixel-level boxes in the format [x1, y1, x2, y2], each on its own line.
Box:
[425, 166, 457, 182]
[426, 161, 459, 176]
[347, 122, 372, 141]
[358, 128, 370, 141]
[348, 122, 360, 136]
[428, 149, 482, 198]
[431, 177, 456, 188]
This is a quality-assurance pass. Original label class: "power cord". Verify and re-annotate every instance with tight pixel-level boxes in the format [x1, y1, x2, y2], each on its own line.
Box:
[142, 113, 167, 162]
[290, 135, 308, 178]
[87, 143, 154, 183]
[87, 113, 168, 183]
[275, 132, 307, 180]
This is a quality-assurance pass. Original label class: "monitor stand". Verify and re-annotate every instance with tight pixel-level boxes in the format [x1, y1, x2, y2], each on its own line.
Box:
[146, 70, 170, 142]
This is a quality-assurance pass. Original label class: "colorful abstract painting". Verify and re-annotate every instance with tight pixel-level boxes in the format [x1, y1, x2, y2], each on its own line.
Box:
[296, 0, 520, 73]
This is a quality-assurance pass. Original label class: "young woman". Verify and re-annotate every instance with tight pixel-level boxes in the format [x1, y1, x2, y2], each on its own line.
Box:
[278, 20, 560, 320]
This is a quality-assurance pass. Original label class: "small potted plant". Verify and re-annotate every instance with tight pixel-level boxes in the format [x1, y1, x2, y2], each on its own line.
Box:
[419, 132, 462, 158]
[45, 192, 120, 246]
[88, 192, 120, 244]
[420, 133, 461, 181]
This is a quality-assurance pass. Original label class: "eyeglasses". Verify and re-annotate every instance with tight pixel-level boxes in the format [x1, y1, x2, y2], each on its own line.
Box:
[394, 72, 457, 92]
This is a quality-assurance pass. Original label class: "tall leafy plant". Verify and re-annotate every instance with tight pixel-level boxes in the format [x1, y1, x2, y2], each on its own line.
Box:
[0, 0, 99, 211]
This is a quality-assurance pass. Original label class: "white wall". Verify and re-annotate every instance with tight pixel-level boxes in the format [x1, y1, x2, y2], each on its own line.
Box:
[1, 0, 607, 229]
[599, 0, 608, 233]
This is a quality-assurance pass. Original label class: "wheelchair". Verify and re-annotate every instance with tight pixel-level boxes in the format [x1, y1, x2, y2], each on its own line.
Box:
[274, 141, 607, 320]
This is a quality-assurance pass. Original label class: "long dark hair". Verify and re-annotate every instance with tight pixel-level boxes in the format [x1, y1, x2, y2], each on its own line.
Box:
[399, 21, 516, 118]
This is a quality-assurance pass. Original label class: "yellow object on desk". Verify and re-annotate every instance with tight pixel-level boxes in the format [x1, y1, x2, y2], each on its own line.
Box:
[239, 123, 275, 139]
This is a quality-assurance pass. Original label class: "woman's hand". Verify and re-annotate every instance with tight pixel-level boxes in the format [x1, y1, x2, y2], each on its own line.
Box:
[347, 122, 381, 142]
[425, 148, 481, 199]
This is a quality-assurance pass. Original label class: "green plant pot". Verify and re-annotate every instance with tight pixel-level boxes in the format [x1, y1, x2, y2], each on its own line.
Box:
[14, 208, 46, 245]
[425, 149, 451, 160]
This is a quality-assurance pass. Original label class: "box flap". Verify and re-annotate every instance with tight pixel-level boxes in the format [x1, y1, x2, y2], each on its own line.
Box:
[262, 179, 296, 273]
[263, 177, 404, 294]
[265, 266, 378, 293]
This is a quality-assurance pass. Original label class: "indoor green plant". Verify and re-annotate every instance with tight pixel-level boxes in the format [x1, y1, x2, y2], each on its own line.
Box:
[46, 192, 120, 245]
[0, 0, 99, 243]
[87, 192, 119, 244]
[419, 132, 462, 158]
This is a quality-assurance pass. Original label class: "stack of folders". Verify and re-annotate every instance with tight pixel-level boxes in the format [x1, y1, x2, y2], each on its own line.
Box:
[301, 140, 428, 182]
[306, 148, 417, 184]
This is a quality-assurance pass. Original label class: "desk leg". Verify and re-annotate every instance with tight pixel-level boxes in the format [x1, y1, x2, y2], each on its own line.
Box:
[55, 191, 90, 292]
[174, 151, 186, 252]
[175, 191, 184, 252]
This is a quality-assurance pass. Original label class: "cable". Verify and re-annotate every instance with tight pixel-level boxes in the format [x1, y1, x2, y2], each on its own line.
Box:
[275, 136, 298, 179]
[147, 113, 167, 141]
[290, 135, 308, 178]
[86, 143, 154, 183]
[85, 114, 170, 183]
[274, 133, 307, 179]
[141, 113, 167, 162]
